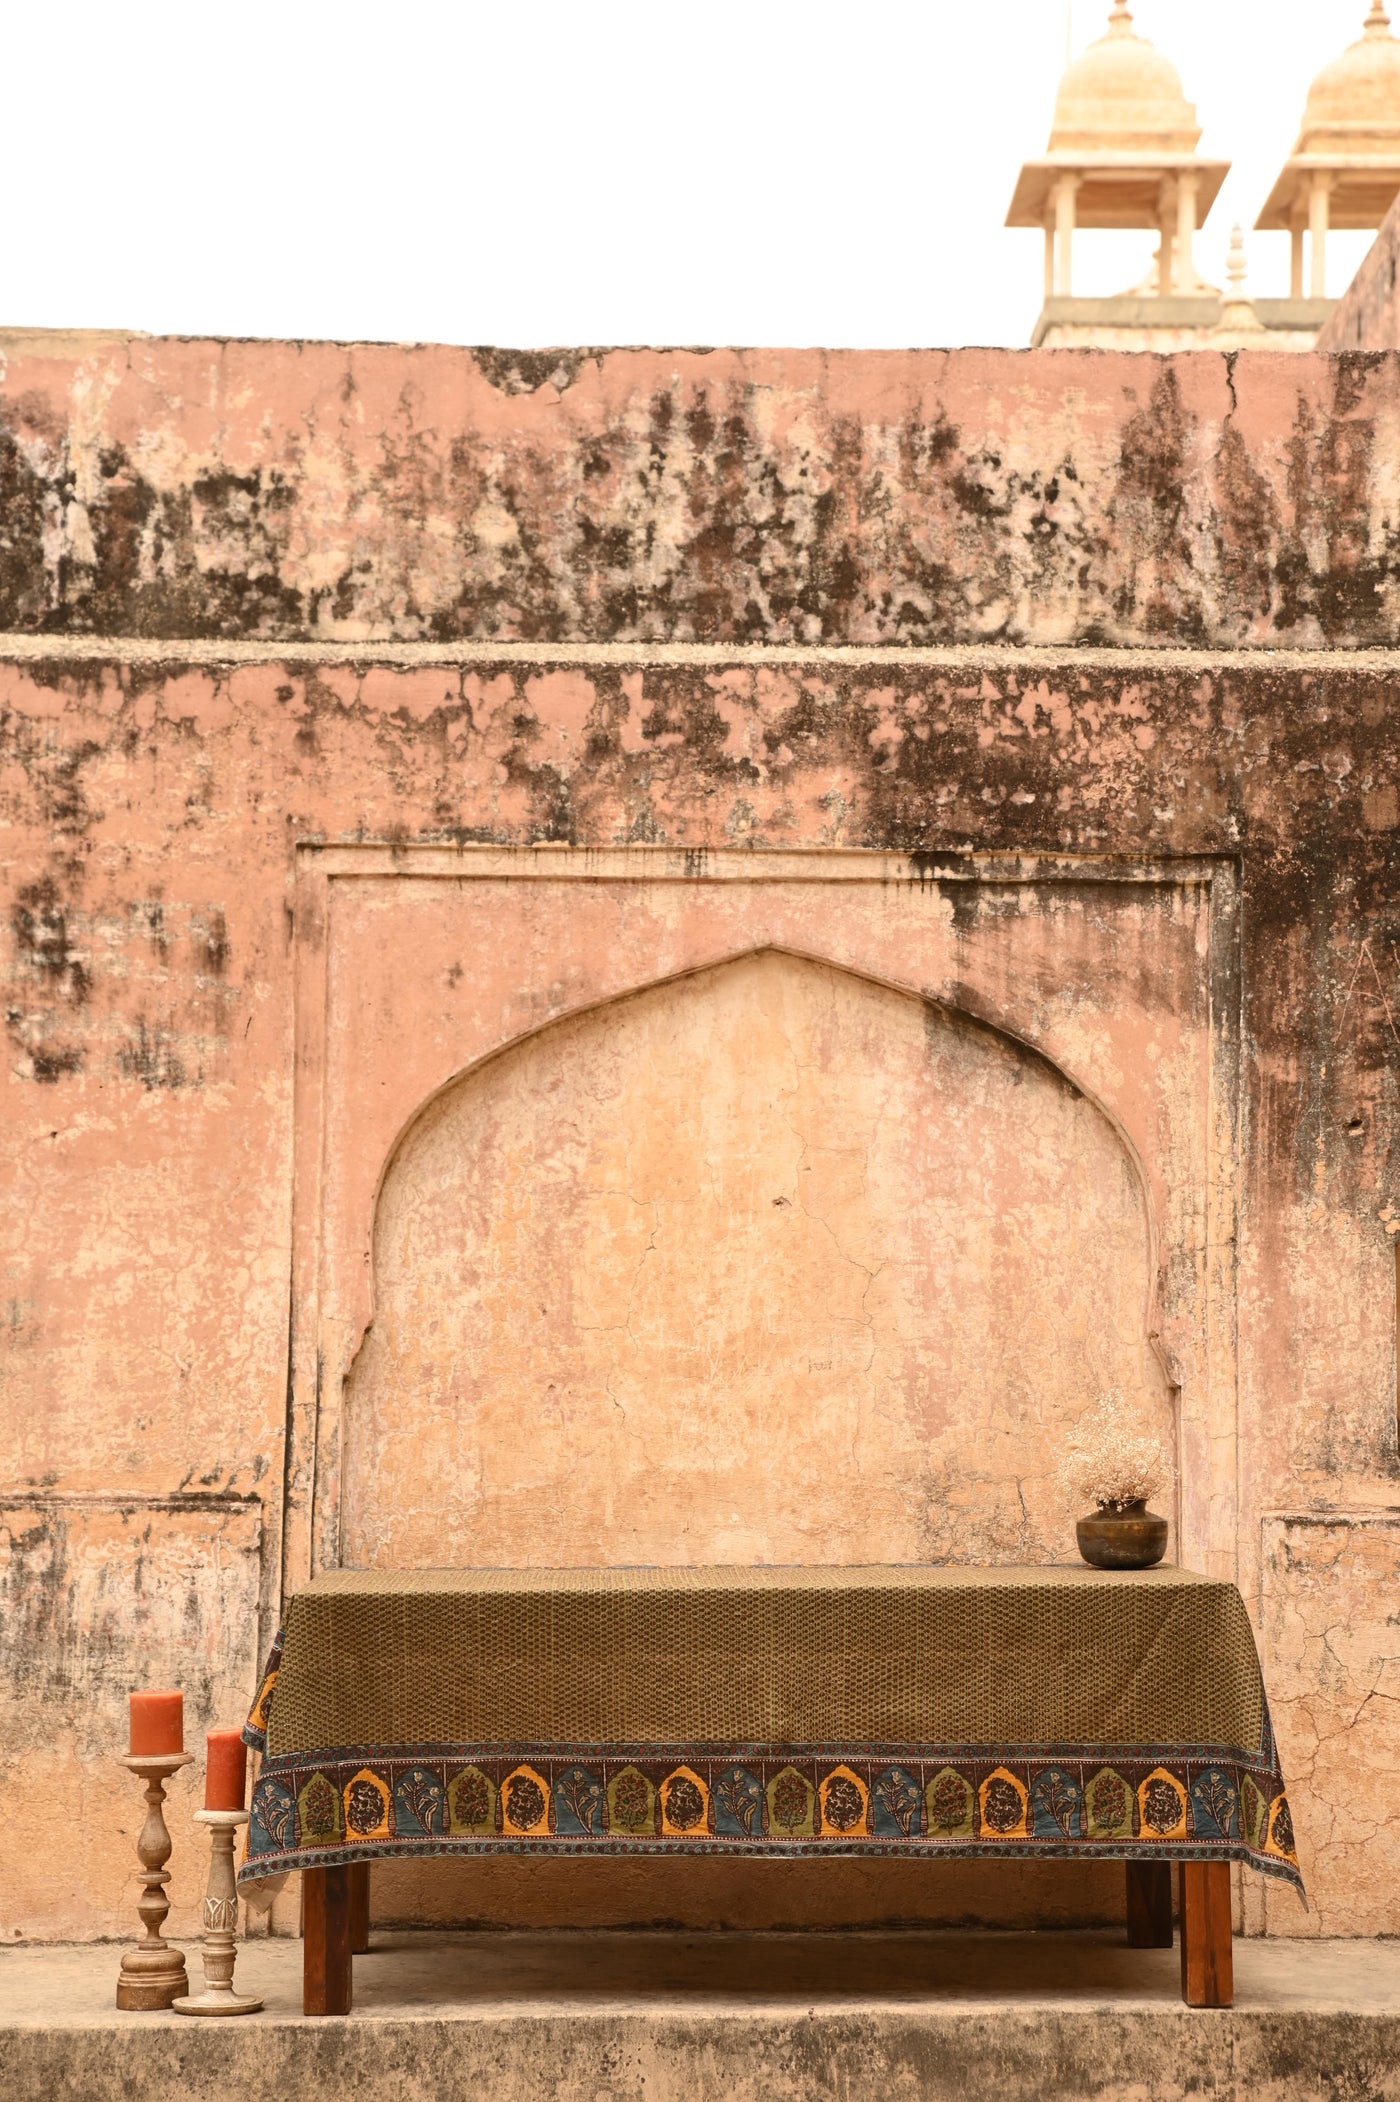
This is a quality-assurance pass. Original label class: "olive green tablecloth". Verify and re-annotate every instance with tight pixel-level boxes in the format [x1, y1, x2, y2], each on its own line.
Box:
[240, 1564, 1300, 1890]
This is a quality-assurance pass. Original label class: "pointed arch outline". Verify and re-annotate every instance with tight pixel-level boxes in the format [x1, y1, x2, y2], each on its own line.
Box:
[350, 938, 1174, 1427]
[283, 843, 1237, 1607]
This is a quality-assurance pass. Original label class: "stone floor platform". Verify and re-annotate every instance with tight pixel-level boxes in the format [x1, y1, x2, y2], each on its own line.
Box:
[5, 1929, 1400, 2102]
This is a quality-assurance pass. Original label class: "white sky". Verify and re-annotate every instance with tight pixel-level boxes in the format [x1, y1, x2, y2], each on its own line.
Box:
[1, 0, 1381, 347]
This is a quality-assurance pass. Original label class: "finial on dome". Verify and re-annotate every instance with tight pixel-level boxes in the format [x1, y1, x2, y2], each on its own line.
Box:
[1365, 1, 1392, 33]
[1216, 224, 1264, 337]
[1108, 0, 1134, 29]
[1226, 224, 1248, 290]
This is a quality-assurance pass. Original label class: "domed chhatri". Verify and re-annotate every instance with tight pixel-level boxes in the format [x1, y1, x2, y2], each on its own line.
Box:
[1048, 1, 1201, 157]
[1303, 2, 1400, 149]
[1006, 2, 1229, 306]
[1257, 4, 1400, 297]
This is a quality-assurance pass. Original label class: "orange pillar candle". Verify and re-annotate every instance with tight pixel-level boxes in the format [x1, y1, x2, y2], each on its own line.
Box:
[204, 1728, 248, 1811]
[129, 1690, 184, 1756]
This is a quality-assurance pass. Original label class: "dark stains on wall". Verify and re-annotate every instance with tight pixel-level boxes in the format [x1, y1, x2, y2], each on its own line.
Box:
[0, 691, 242, 1081]
[24, 1042, 85, 1083]
[7, 648, 1399, 1216]
[7, 874, 91, 1083]
[0, 1511, 81, 1695]
[198, 908, 230, 976]
[1210, 425, 1279, 631]
[0, 396, 56, 628]
[635, 669, 757, 773]
[11, 877, 90, 1005]
[470, 348, 605, 397]
[133, 899, 169, 967]
[0, 406, 307, 640]
[83, 461, 308, 640]
[1111, 369, 1204, 642]
[427, 654, 1400, 1220]
[0, 1496, 263, 1760]
[1280, 382, 1395, 640]
[8, 347, 1400, 646]
[117, 1017, 191, 1091]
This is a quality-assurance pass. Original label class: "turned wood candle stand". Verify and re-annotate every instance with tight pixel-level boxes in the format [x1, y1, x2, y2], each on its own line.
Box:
[174, 1808, 263, 2015]
[116, 1753, 192, 2010]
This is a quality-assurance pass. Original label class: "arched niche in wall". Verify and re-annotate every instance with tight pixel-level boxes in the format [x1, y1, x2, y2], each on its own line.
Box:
[339, 946, 1170, 1570]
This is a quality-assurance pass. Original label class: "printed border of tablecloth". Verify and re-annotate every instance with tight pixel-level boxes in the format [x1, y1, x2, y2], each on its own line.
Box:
[238, 1733, 1303, 1894]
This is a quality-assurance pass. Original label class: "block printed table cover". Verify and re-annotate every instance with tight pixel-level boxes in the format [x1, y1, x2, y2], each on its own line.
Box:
[238, 1564, 1302, 1892]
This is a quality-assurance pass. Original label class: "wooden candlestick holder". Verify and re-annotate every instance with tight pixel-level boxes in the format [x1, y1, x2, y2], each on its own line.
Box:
[116, 1752, 192, 2010]
[174, 1810, 263, 2015]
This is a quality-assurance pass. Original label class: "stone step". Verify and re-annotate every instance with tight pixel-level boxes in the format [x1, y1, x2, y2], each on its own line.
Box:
[4, 1929, 1398, 2102]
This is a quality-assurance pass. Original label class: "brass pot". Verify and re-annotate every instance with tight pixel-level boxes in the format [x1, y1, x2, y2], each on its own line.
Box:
[1076, 1500, 1168, 1570]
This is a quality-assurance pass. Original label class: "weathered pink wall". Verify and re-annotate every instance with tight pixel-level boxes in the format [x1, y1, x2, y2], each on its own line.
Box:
[3, 336, 1400, 1943]
[1318, 194, 1400, 353]
[4, 334, 1400, 648]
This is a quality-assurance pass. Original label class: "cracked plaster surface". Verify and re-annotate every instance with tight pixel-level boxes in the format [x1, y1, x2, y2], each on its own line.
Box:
[1261, 1516, 1400, 1938]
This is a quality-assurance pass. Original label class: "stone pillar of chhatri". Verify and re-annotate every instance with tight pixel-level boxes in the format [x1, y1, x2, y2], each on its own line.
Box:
[1256, 3, 1400, 303]
[1006, 1, 1230, 348]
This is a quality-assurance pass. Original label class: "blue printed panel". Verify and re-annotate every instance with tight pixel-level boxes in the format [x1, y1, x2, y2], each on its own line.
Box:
[248, 1777, 295, 1857]
[713, 1766, 763, 1837]
[393, 1766, 447, 1836]
[1030, 1767, 1083, 1840]
[871, 1766, 923, 1838]
[554, 1767, 606, 1835]
[1190, 1767, 1241, 1840]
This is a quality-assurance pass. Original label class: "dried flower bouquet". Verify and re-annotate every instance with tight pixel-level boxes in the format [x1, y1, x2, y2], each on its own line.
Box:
[1059, 1389, 1172, 1513]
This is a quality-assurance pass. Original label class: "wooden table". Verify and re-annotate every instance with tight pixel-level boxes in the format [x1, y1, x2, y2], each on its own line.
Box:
[301, 1855, 1233, 2014]
[238, 1565, 1299, 2015]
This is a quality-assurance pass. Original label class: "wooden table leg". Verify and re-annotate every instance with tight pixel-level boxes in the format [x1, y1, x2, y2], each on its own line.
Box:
[303, 1865, 353, 2016]
[349, 1862, 371, 1955]
[1125, 1860, 1173, 1948]
[1178, 1861, 1233, 2007]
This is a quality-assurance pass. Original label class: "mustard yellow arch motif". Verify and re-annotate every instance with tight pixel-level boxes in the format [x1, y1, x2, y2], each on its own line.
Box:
[978, 1767, 1029, 1840]
[502, 1764, 551, 1836]
[660, 1766, 710, 1837]
[343, 1768, 392, 1842]
[1137, 1767, 1188, 1843]
[819, 1765, 870, 1837]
